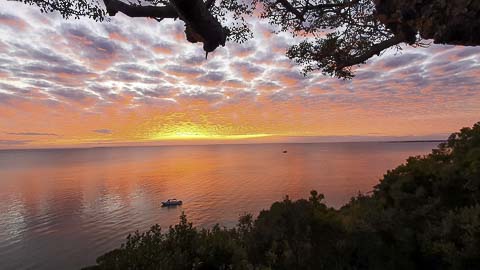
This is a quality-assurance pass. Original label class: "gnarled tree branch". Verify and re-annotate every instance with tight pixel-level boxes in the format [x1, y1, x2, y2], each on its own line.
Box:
[102, 0, 227, 53]
[335, 33, 405, 71]
[307, 0, 360, 11]
[276, 0, 304, 21]
[103, 0, 177, 18]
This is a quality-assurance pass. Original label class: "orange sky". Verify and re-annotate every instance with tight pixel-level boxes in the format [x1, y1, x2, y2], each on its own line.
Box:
[0, 1, 479, 149]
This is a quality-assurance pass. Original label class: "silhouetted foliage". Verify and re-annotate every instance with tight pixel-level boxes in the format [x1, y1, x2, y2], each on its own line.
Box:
[13, 1, 480, 78]
[83, 122, 480, 270]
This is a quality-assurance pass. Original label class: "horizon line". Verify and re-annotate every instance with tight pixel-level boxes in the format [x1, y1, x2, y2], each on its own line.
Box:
[0, 139, 447, 152]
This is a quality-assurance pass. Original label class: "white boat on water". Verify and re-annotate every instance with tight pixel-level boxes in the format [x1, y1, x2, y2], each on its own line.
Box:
[161, 199, 182, 207]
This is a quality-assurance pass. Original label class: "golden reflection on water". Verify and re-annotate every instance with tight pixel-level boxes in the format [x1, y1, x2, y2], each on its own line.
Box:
[0, 142, 438, 270]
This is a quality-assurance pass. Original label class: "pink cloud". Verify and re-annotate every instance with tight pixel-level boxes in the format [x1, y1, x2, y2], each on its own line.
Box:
[0, 13, 28, 30]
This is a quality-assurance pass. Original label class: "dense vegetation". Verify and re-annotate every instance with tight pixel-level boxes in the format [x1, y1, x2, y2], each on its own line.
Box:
[84, 122, 480, 270]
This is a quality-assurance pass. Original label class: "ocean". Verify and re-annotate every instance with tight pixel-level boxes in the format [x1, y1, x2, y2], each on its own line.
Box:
[0, 142, 439, 269]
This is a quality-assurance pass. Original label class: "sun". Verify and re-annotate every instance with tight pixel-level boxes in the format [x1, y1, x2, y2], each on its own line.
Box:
[148, 122, 271, 141]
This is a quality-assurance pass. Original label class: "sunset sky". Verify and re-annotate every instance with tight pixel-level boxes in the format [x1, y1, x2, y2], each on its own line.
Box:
[0, 1, 479, 149]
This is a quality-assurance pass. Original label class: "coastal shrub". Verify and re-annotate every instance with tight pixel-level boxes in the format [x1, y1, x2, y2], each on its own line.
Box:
[84, 122, 480, 270]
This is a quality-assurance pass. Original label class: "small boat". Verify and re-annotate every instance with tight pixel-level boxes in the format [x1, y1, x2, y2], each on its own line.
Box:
[161, 199, 183, 207]
[283, 150, 288, 153]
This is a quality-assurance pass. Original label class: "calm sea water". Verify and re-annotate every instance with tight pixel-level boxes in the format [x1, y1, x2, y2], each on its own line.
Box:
[0, 142, 439, 269]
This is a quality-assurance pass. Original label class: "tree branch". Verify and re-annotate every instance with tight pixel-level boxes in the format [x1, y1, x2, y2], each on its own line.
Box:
[102, 0, 177, 18]
[276, 0, 304, 21]
[307, 0, 359, 11]
[335, 34, 405, 71]
[102, 0, 227, 53]
[168, 0, 227, 52]
[205, 0, 216, 9]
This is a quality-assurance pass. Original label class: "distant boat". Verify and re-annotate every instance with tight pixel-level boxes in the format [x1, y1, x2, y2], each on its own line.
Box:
[161, 199, 182, 207]
[283, 150, 288, 153]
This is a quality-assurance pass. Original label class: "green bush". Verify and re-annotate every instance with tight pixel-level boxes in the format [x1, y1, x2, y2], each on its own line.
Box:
[84, 122, 480, 270]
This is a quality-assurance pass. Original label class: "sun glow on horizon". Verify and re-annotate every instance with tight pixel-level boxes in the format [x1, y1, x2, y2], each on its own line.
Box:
[147, 122, 273, 141]
[152, 133, 272, 140]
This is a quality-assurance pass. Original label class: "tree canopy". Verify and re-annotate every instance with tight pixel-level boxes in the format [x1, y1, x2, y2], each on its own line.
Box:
[14, 0, 480, 78]
[82, 122, 480, 270]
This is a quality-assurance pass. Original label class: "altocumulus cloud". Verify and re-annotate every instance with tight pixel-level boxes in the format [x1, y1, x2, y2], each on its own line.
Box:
[0, 0, 479, 147]
[1, 0, 478, 112]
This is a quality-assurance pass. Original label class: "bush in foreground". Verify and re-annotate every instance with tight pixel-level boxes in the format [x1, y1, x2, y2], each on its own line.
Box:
[84, 122, 480, 270]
